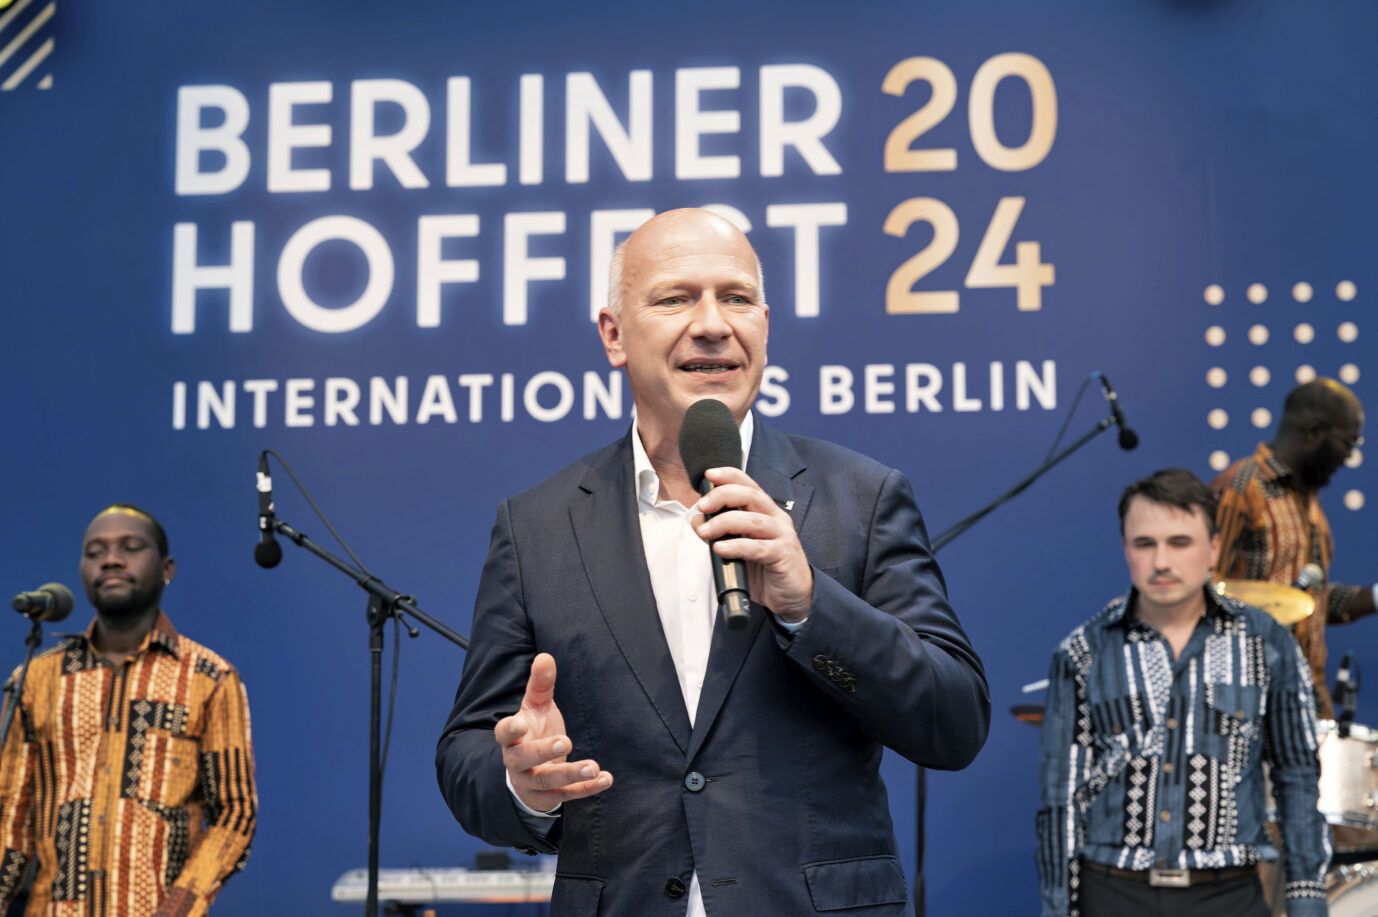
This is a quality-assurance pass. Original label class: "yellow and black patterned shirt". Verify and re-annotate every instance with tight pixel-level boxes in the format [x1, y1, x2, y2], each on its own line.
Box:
[0, 611, 256, 917]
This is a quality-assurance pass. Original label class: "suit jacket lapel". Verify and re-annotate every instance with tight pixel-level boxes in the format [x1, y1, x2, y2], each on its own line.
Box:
[688, 416, 814, 759]
[571, 434, 692, 755]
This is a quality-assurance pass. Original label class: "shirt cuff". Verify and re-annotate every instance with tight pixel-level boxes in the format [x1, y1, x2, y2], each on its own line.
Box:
[776, 615, 807, 634]
[506, 770, 561, 819]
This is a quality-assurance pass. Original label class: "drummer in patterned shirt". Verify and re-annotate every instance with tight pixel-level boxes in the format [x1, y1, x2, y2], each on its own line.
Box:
[1213, 377, 1374, 719]
[1037, 469, 1328, 917]
[0, 503, 256, 917]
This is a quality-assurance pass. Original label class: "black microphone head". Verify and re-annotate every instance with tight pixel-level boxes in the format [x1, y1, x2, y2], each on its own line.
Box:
[1118, 427, 1139, 451]
[254, 540, 283, 569]
[37, 583, 74, 623]
[678, 399, 742, 492]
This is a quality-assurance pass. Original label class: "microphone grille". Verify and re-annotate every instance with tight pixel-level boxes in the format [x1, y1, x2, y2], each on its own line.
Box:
[255, 540, 283, 569]
[38, 583, 75, 623]
[678, 399, 742, 492]
[1296, 563, 1325, 592]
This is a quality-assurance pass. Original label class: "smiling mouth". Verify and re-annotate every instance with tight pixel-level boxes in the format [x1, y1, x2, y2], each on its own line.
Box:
[680, 362, 737, 374]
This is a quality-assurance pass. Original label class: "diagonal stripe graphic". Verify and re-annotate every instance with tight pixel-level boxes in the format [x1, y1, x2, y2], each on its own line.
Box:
[2, 32, 48, 89]
[0, 0, 37, 34]
[0, 0, 51, 69]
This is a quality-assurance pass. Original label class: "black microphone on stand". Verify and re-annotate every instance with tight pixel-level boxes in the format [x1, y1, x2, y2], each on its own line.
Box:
[1093, 372, 1139, 451]
[678, 399, 750, 630]
[10, 583, 74, 622]
[1335, 651, 1359, 738]
[255, 452, 283, 569]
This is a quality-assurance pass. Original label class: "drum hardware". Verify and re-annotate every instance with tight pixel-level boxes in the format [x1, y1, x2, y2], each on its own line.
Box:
[1331, 849, 1378, 868]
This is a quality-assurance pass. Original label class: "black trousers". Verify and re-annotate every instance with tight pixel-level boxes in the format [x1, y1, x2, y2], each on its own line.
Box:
[1079, 866, 1270, 917]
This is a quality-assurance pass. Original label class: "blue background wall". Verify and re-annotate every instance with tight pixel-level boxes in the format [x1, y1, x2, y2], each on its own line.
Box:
[2, 1, 1374, 913]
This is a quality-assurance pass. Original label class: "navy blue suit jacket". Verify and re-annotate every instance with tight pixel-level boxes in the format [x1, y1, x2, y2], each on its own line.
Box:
[437, 417, 989, 915]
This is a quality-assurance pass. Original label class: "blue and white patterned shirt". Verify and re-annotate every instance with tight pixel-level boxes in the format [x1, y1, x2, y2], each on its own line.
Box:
[1036, 588, 1329, 917]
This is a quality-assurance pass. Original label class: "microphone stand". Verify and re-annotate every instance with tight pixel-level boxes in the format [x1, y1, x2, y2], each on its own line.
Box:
[910, 412, 1117, 917]
[265, 515, 468, 917]
[932, 414, 1116, 552]
[0, 618, 45, 758]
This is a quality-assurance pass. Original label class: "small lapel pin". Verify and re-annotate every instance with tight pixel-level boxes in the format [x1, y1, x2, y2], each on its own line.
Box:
[783, 500, 795, 511]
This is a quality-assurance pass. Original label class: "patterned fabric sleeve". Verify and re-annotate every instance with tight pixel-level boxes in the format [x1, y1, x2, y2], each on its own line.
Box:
[1264, 641, 1329, 917]
[0, 668, 35, 911]
[1324, 583, 1364, 623]
[156, 671, 256, 917]
[1212, 472, 1258, 581]
[1036, 644, 1089, 917]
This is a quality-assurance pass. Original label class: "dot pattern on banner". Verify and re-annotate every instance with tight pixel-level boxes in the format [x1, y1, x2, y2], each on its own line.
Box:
[1204, 276, 1364, 513]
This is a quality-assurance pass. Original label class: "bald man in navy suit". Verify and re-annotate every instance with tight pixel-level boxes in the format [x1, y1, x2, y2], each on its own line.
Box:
[437, 209, 989, 916]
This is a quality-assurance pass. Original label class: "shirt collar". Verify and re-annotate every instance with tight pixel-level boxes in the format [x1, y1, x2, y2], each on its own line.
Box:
[631, 409, 755, 507]
[65, 609, 181, 659]
[1110, 584, 1238, 629]
[1251, 441, 1294, 484]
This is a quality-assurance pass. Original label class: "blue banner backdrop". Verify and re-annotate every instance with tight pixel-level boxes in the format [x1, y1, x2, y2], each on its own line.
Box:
[2, 1, 1374, 913]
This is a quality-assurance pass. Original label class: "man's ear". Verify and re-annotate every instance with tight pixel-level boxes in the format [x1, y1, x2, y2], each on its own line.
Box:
[598, 308, 627, 368]
[162, 557, 177, 585]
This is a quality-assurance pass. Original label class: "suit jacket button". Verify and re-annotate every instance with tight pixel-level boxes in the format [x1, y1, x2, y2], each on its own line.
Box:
[813, 655, 830, 672]
[684, 771, 706, 792]
[665, 877, 686, 898]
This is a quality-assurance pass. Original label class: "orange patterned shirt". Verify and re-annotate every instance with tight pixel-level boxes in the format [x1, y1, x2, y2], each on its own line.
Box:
[1212, 441, 1365, 719]
[0, 611, 255, 917]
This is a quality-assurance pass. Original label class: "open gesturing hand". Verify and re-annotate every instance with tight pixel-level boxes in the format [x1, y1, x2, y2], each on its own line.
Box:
[496, 653, 613, 813]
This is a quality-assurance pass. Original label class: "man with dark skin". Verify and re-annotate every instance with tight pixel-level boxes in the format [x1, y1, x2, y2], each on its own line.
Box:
[81, 505, 178, 663]
[1213, 378, 1374, 717]
[0, 504, 257, 917]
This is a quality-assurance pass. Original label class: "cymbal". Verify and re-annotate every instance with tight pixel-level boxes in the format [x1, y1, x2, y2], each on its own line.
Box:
[1215, 578, 1315, 625]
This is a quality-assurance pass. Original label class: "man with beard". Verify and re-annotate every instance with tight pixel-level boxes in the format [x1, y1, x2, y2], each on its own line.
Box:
[436, 208, 988, 916]
[0, 504, 256, 917]
[1213, 378, 1374, 717]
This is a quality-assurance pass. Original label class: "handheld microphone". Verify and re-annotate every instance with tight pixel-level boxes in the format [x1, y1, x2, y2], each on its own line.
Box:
[255, 452, 283, 569]
[678, 399, 750, 630]
[1292, 563, 1325, 591]
[1093, 372, 1139, 451]
[11, 583, 75, 623]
